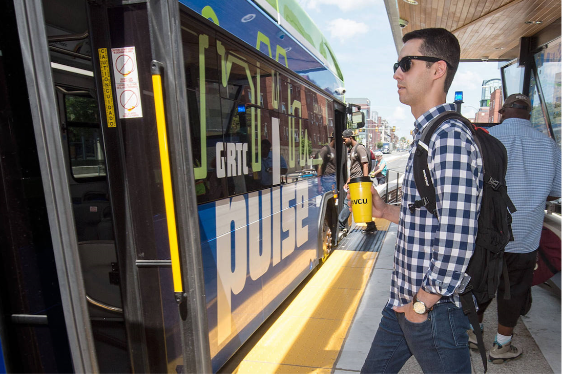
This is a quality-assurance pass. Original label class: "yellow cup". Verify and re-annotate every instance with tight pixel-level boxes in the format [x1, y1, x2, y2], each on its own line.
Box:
[348, 176, 373, 223]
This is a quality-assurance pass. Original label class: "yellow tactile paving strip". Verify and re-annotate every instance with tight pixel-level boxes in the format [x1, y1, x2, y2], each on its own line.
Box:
[227, 219, 389, 373]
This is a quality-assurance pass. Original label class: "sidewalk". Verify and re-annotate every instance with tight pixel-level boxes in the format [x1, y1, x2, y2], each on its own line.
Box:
[333, 222, 560, 374]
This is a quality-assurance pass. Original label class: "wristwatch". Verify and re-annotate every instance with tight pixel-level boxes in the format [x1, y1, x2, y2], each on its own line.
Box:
[412, 294, 432, 315]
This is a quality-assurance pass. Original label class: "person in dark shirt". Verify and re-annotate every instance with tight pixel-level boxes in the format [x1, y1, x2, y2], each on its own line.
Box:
[317, 133, 336, 193]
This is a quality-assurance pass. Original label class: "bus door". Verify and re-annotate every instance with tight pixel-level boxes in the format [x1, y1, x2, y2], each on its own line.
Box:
[52, 65, 133, 373]
[8, 0, 210, 372]
[84, 1, 212, 373]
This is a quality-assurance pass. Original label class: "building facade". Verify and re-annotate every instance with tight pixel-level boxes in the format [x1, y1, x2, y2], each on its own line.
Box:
[480, 78, 502, 107]
[489, 88, 503, 123]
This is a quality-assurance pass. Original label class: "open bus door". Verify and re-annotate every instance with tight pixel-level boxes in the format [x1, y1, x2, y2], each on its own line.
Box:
[1, 0, 211, 372]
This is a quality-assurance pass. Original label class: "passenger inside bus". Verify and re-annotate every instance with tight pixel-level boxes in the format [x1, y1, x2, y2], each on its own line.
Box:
[259, 139, 288, 188]
[316, 132, 337, 193]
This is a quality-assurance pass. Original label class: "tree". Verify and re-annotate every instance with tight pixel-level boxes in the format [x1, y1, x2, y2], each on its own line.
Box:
[300, 135, 313, 157]
[376, 142, 383, 149]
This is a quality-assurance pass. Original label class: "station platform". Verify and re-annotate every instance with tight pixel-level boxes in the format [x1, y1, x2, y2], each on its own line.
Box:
[221, 219, 561, 374]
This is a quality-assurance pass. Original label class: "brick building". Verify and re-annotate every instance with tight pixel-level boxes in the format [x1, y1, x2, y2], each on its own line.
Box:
[489, 88, 503, 123]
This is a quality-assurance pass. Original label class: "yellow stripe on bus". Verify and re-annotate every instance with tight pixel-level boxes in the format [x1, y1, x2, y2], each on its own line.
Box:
[152, 74, 183, 293]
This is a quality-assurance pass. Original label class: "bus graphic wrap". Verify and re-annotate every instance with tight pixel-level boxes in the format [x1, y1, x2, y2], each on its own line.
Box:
[179, 0, 344, 98]
[178, 3, 337, 370]
[198, 181, 319, 369]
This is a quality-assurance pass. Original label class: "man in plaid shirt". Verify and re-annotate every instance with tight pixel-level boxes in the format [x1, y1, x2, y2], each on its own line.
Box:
[360, 28, 482, 373]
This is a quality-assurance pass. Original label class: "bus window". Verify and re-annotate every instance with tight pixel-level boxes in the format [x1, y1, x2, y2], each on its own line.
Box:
[65, 95, 99, 123]
[221, 98, 254, 196]
[64, 95, 106, 179]
[533, 38, 561, 144]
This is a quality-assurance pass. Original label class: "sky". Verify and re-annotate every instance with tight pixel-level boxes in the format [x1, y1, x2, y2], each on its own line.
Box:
[297, 0, 502, 140]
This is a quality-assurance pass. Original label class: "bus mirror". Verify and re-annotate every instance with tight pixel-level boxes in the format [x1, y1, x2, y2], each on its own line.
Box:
[351, 111, 365, 128]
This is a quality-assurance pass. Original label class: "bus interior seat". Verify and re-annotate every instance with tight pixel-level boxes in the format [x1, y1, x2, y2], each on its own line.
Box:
[97, 206, 114, 240]
[73, 192, 112, 241]
[78, 240, 122, 319]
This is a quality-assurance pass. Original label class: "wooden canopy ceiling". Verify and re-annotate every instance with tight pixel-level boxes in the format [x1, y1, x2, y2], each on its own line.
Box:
[383, 0, 561, 61]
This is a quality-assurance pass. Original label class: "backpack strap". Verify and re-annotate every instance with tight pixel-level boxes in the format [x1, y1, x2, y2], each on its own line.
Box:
[460, 293, 488, 373]
[410, 112, 471, 218]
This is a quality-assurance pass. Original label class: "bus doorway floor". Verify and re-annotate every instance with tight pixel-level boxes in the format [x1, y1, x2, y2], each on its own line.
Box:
[337, 219, 391, 254]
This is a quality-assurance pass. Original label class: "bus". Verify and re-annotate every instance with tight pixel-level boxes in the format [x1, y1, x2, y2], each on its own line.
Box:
[381, 142, 392, 154]
[0, 0, 350, 372]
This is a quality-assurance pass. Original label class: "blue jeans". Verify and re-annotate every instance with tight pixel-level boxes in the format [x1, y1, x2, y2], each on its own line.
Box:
[321, 175, 336, 193]
[361, 304, 471, 374]
[338, 196, 351, 229]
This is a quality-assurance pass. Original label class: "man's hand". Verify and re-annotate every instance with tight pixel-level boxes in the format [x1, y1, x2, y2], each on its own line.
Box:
[370, 185, 387, 219]
[393, 303, 428, 323]
[346, 185, 395, 221]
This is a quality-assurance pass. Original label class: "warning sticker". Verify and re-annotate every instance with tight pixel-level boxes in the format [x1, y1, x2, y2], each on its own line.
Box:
[111, 47, 143, 118]
[98, 48, 116, 127]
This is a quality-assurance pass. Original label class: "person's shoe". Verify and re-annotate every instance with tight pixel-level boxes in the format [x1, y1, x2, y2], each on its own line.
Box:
[489, 341, 522, 364]
[467, 329, 479, 351]
[338, 228, 348, 239]
[363, 222, 377, 233]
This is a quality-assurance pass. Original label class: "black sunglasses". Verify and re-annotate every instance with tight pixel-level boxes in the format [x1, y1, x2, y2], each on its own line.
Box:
[393, 56, 453, 73]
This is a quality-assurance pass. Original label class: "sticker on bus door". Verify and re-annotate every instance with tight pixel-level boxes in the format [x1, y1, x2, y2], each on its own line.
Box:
[111, 47, 143, 118]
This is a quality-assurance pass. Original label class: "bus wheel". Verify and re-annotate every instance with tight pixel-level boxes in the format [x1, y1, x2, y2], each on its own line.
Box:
[321, 218, 332, 263]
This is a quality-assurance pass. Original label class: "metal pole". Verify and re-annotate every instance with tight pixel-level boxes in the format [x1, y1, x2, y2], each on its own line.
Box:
[386, 172, 389, 203]
[396, 172, 400, 202]
[147, 1, 212, 372]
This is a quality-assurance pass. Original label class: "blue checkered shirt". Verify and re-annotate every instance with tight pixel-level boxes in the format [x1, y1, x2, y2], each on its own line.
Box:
[489, 118, 561, 254]
[388, 103, 483, 308]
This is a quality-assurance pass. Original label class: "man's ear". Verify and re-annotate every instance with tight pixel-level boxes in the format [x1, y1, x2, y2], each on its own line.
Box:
[433, 60, 448, 80]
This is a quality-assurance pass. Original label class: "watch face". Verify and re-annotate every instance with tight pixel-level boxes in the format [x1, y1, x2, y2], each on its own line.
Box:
[413, 301, 426, 314]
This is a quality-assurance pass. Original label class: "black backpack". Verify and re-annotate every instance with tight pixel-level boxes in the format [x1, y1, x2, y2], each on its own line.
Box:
[409, 111, 516, 372]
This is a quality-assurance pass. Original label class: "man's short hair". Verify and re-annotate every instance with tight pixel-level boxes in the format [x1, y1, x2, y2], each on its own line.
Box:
[261, 139, 272, 148]
[402, 28, 460, 94]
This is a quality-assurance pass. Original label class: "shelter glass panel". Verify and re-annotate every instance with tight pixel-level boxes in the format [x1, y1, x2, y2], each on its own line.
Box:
[501, 61, 525, 98]
[528, 73, 550, 138]
[534, 38, 561, 145]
